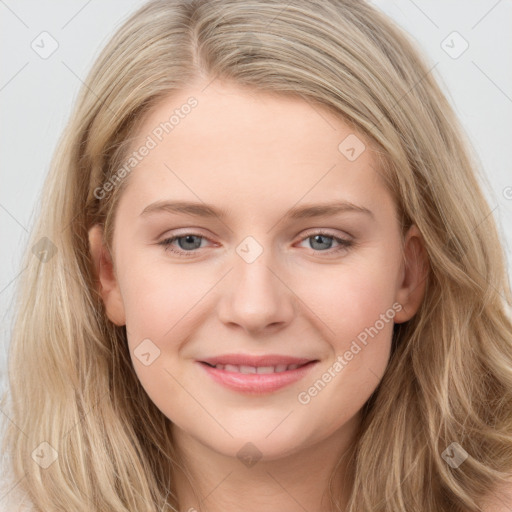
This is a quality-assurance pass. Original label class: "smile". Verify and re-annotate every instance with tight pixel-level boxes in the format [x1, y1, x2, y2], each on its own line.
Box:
[202, 362, 307, 373]
[197, 359, 319, 394]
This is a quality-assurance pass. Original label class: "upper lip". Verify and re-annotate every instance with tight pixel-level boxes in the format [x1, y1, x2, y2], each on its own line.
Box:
[199, 354, 317, 367]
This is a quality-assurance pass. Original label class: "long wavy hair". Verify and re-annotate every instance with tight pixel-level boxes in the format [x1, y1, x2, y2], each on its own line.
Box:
[2, 0, 511, 510]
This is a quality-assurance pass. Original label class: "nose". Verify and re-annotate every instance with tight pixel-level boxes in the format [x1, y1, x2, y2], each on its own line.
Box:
[216, 249, 296, 335]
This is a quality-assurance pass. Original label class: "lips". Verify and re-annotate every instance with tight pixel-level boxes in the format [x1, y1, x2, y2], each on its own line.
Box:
[197, 354, 319, 394]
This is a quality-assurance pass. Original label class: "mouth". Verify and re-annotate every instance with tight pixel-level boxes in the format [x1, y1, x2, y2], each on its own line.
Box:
[200, 360, 314, 374]
[196, 356, 319, 394]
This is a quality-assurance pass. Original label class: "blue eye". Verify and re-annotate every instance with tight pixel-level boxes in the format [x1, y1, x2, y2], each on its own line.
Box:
[158, 234, 208, 257]
[158, 231, 353, 257]
[298, 231, 353, 253]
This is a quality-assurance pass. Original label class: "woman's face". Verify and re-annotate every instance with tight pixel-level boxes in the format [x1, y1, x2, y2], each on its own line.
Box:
[90, 80, 426, 461]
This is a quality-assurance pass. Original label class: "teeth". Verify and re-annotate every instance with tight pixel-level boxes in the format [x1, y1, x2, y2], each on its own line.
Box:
[212, 363, 305, 373]
[256, 366, 275, 374]
[239, 365, 257, 374]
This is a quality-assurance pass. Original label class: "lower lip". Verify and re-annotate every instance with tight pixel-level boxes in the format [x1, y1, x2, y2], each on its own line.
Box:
[197, 361, 318, 394]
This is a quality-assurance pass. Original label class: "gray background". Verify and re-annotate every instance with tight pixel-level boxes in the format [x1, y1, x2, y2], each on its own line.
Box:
[1, 0, 511, 390]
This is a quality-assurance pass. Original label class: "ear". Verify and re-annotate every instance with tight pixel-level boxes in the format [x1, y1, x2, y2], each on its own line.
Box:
[88, 224, 126, 326]
[393, 224, 429, 324]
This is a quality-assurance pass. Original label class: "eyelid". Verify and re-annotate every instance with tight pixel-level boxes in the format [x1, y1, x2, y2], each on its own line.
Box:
[298, 227, 353, 241]
[157, 228, 216, 245]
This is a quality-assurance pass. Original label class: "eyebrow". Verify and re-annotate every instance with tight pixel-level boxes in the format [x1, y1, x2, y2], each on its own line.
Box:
[140, 199, 374, 220]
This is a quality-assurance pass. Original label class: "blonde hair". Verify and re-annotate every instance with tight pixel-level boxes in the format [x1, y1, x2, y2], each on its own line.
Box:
[2, 0, 511, 510]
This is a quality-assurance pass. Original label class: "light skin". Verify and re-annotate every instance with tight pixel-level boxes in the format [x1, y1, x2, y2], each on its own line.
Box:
[89, 79, 428, 511]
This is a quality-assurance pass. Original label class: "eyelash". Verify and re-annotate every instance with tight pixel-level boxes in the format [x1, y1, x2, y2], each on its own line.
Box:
[157, 230, 354, 258]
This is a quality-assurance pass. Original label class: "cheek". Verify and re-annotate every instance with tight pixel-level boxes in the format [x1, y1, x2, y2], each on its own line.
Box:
[295, 281, 396, 438]
[118, 264, 198, 420]
[118, 260, 217, 391]
[292, 252, 401, 340]
[303, 268, 396, 394]
[291, 256, 399, 410]
[118, 255, 201, 336]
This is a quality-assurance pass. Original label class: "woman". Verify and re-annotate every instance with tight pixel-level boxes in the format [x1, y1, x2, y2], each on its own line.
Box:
[2, 0, 511, 510]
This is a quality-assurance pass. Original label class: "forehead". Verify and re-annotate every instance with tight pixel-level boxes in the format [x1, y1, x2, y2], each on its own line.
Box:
[118, 81, 392, 219]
